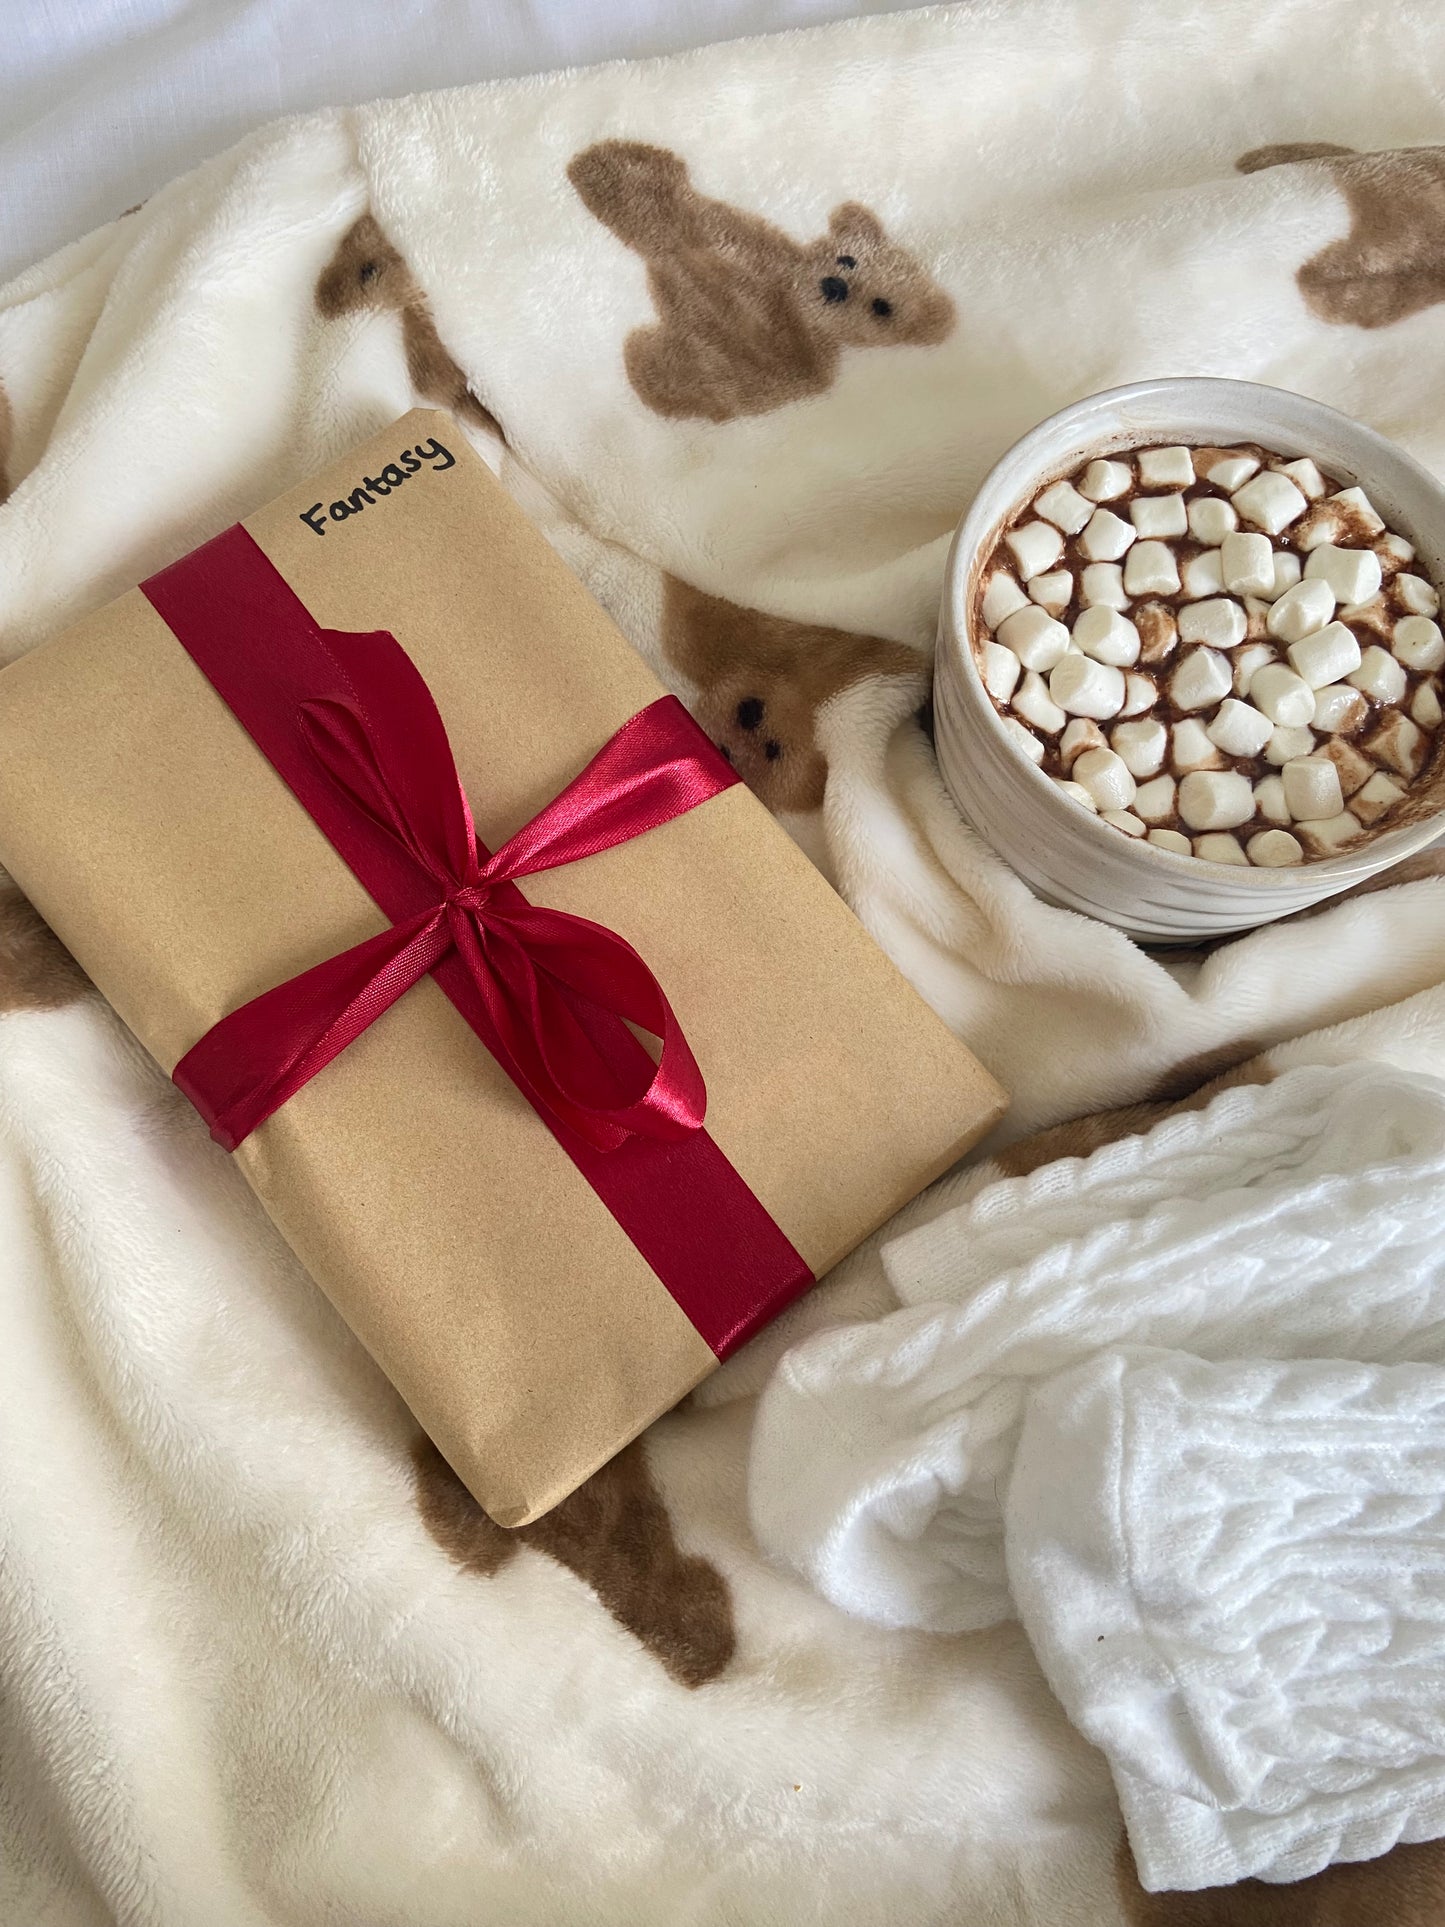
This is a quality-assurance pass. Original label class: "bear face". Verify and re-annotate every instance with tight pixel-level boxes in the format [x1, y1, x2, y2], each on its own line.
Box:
[799, 204, 957, 351]
[691, 671, 832, 815]
[662, 575, 922, 814]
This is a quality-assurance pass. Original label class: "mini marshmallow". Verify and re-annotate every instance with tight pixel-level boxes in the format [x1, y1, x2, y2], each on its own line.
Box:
[1130, 494, 1188, 538]
[1147, 827, 1192, 855]
[1101, 809, 1147, 837]
[1050, 652, 1127, 719]
[1027, 569, 1074, 615]
[1311, 682, 1369, 734]
[1286, 620, 1362, 690]
[1205, 453, 1259, 491]
[980, 639, 1022, 703]
[998, 603, 1072, 671]
[1221, 531, 1276, 597]
[1013, 669, 1068, 734]
[1394, 614, 1445, 673]
[1121, 672, 1156, 717]
[1350, 771, 1406, 826]
[1005, 520, 1065, 581]
[1396, 573, 1440, 617]
[981, 571, 1029, 630]
[1233, 642, 1277, 697]
[1181, 549, 1225, 600]
[1254, 775, 1290, 825]
[1072, 605, 1141, 666]
[1079, 458, 1133, 501]
[1266, 576, 1336, 643]
[1304, 543, 1382, 608]
[1170, 646, 1234, 712]
[1413, 680, 1443, 730]
[1282, 756, 1345, 822]
[1171, 719, 1225, 771]
[1193, 833, 1249, 865]
[1318, 738, 1374, 797]
[1187, 495, 1238, 545]
[1247, 829, 1305, 866]
[1232, 469, 1308, 535]
[1133, 775, 1178, 822]
[1331, 486, 1385, 536]
[1054, 778, 1099, 813]
[1364, 709, 1428, 779]
[1138, 445, 1195, 487]
[1266, 549, 1302, 600]
[1123, 540, 1181, 597]
[1134, 602, 1178, 663]
[1271, 458, 1326, 500]
[1338, 594, 1392, 642]
[1072, 747, 1137, 812]
[1034, 479, 1094, 534]
[1081, 562, 1129, 609]
[1079, 508, 1137, 562]
[1349, 645, 1408, 706]
[1178, 770, 1255, 831]
[1377, 532, 1415, 573]
[1295, 812, 1363, 857]
[1111, 718, 1168, 778]
[1265, 724, 1317, 766]
[1000, 716, 1046, 766]
[1060, 718, 1107, 768]
[1178, 597, 1247, 650]
[1251, 662, 1317, 727]
[1293, 502, 1345, 551]
[1206, 698, 1274, 758]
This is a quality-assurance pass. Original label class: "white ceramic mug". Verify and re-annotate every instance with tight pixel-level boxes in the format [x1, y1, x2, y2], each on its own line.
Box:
[934, 378, 1445, 943]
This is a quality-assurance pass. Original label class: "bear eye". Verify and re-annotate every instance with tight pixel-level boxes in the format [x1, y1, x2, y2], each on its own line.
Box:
[835, 254, 856, 268]
[872, 297, 892, 318]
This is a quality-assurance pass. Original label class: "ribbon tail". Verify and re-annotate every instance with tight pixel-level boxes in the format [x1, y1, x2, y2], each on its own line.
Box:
[174, 910, 450, 1150]
[456, 903, 706, 1150]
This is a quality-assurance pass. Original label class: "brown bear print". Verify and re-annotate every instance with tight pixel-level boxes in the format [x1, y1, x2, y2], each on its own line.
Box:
[412, 1435, 735, 1688]
[662, 575, 922, 812]
[1238, 142, 1445, 328]
[1116, 1830, 1445, 1926]
[315, 214, 501, 437]
[567, 140, 955, 422]
[0, 884, 90, 1014]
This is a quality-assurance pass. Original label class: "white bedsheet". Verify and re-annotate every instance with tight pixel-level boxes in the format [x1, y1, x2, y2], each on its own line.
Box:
[1, 0, 908, 281]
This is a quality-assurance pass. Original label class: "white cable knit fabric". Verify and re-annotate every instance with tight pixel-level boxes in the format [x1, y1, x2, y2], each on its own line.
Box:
[749, 1061, 1445, 1887]
[1010, 1349, 1445, 1889]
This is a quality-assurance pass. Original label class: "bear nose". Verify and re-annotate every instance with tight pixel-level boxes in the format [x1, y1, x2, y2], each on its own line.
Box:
[819, 276, 849, 303]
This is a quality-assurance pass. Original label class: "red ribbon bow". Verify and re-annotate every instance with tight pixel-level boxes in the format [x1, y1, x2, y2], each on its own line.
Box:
[173, 662, 727, 1154]
[143, 523, 814, 1358]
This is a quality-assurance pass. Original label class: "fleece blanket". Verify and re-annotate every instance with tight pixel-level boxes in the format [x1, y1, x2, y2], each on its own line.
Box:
[3, 0, 1445, 1919]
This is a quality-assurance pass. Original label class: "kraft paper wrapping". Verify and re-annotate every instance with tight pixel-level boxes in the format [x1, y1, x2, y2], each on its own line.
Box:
[0, 412, 1007, 1525]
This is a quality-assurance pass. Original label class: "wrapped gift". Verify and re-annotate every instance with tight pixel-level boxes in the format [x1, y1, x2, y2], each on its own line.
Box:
[0, 411, 1006, 1524]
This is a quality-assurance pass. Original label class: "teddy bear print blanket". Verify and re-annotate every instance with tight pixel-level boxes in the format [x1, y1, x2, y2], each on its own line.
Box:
[4, 0, 1445, 1921]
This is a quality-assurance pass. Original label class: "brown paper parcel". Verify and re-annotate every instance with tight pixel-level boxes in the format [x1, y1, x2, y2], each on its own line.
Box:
[0, 410, 1007, 1525]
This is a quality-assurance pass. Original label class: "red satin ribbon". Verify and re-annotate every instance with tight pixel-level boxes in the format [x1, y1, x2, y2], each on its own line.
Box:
[141, 524, 814, 1356]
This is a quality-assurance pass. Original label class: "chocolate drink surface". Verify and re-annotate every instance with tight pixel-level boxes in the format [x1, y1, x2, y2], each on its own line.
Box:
[973, 442, 1442, 866]
[0, 410, 1006, 1525]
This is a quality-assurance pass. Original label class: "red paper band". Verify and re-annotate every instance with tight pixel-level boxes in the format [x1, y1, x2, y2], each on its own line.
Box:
[141, 525, 814, 1357]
